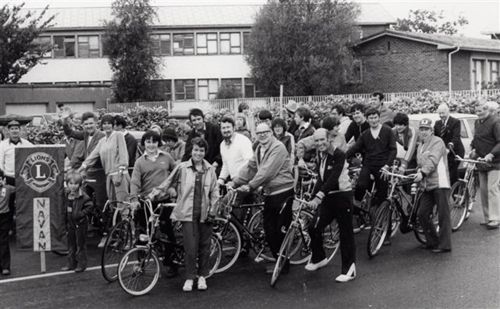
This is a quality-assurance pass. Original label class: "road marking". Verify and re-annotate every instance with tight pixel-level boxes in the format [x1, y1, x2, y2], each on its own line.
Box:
[0, 264, 117, 284]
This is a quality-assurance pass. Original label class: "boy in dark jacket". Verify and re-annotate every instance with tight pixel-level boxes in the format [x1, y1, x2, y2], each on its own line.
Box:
[62, 173, 93, 272]
[0, 170, 15, 276]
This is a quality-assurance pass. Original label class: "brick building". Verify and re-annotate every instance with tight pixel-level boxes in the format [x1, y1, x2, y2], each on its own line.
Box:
[348, 30, 500, 93]
[0, 4, 395, 115]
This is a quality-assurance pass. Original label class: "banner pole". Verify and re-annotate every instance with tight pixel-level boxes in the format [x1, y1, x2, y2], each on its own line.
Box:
[40, 251, 46, 273]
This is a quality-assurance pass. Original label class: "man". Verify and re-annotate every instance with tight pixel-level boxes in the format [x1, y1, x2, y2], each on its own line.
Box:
[305, 129, 356, 282]
[63, 112, 107, 246]
[285, 100, 299, 136]
[182, 109, 223, 174]
[217, 117, 253, 186]
[114, 115, 138, 172]
[433, 104, 464, 185]
[331, 104, 352, 136]
[344, 103, 369, 146]
[470, 101, 500, 229]
[346, 108, 397, 208]
[294, 107, 315, 142]
[370, 92, 395, 127]
[393, 113, 418, 171]
[414, 118, 452, 252]
[0, 121, 33, 186]
[232, 123, 295, 274]
[256, 109, 295, 151]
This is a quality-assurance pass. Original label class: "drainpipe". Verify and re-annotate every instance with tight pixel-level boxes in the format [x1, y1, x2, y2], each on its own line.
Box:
[448, 46, 460, 100]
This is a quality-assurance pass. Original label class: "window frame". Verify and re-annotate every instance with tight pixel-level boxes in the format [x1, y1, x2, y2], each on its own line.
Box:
[53, 35, 76, 58]
[220, 32, 241, 55]
[77, 35, 100, 58]
[173, 33, 195, 56]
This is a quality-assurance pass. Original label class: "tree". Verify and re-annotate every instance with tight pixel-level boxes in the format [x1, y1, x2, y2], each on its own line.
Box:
[0, 3, 54, 84]
[245, 0, 360, 96]
[103, 0, 159, 103]
[394, 9, 468, 35]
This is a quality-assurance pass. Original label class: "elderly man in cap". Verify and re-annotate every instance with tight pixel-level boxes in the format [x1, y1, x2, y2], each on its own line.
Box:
[0, 121, 33, 186]
[414, 118, 452, 253]
[285, 100, 299, 136]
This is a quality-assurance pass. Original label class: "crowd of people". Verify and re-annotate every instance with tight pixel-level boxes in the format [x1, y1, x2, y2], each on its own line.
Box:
[0, 93, 499, 294]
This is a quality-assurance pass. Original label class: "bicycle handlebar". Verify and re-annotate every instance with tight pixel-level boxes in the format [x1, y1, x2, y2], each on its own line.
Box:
[380, 168, 416, 180]
[454, 155, 489, 165]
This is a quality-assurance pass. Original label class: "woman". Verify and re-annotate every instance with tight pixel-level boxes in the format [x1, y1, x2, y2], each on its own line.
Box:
[271, 118, 295, 161]
[130, 130, 178, 277]
[150, 137, 218, 292]
[80, 114, 129, 202]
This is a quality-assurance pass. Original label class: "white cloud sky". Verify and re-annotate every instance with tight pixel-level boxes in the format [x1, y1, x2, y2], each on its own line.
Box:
[7, 0, 500, 38]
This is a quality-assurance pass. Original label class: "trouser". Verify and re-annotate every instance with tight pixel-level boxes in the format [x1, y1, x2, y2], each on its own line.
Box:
[478, 170, 500, 222]
[67, 218, 88, 268]
[263, 189, 294, 257]
[5, 177, 15, 226]
[85, 169, 107, 209]
[417, 189, 452, 250]
[354, 165, 388, 207]
[106, 173, 130, 203]
[448, 155, 460, 186]
[309, 192, 355, 274]
[182, 221, 212, 280]
[0, 213, 11, 271]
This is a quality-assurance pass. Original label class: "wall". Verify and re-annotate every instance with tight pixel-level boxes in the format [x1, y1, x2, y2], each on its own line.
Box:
[349, 36, 450, 93]
[451, 50, 471, 91]
[0, 85, 112, 115]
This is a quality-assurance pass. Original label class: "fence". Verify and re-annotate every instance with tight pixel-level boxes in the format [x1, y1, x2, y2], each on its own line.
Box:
[106, 88, 500, 114]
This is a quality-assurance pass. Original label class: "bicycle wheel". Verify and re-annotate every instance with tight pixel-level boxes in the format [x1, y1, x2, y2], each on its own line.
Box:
[248, 209, 274, 262]
[414, 205, 439, 244]
[449, 181, 468, 231]
[207, 235, 222, 278]
[289, 210, 314, 265]
[270, 226, 295, 288]
[101, 219, 133, 282]
[323, 219, 340, 263]
[118, 247, 160, 296]
[367, 201, 391, 258]
[390, 207, 401, 238]
[212, 218, 241, 273]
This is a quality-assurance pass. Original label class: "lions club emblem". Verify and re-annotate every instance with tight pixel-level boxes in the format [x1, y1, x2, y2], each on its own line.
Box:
[20, 152, 60, 193]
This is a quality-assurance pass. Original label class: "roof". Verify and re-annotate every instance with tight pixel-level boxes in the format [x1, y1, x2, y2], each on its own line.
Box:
[355, 30, 500, 53]
[26, 3, 395, 30]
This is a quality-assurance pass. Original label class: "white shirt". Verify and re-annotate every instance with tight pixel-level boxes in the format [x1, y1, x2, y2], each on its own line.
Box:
[219, 133, 253, 181]
[0, 138, 34, 177]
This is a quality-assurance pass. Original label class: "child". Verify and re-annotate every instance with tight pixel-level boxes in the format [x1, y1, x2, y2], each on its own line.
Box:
[62, 173, 93, 273]
[0, 170, 15, 276]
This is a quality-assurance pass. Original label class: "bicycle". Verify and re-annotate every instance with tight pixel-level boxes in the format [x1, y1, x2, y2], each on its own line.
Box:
[367, 167, 432, 258]
[449, 154, 489, 231]
[117, 197, 222, 296]
[270, 197, 340, 288]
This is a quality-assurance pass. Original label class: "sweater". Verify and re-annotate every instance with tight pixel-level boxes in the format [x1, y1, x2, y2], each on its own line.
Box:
[346, 125, 397, 167]
[344, 121, 370, 145]
[471, 114, 500, 166]
[82, 131, 129, 175]
[219, 133, 254, 181]
[130, 151, 176, 197]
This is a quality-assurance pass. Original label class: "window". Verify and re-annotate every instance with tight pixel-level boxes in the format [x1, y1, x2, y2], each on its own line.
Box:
[175, 79, 195, 100]
[173, 33, 194, 55]
[151, 34, 171, 56]
[78, 35, 100, 58]
[490, 60, 499, 84]
[243, 32, 251, 53]
[244, 78, 255, 98]
[198, 79, 219, 100]
[472, 59, 485, 90]
[33, 36, 52, 58]
[196, 33, 218, 55]
[220, 32, 241, 54]
[221, 78, 242, 97]
[53, 35, 75, 58]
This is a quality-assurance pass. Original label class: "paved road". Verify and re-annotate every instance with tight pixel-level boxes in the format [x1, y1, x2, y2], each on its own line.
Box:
[1, 209, 499, 309]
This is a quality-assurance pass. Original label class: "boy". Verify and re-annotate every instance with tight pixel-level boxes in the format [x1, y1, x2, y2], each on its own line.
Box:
[62, 173, 93, 272]
[0, 170, 14, 275]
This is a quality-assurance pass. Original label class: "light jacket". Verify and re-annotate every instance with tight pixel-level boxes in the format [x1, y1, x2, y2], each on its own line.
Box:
[157, 159, 219, 222]
[393, 126, 418, 169]
[234, 137, 294, 196]
[417, 135, 450, 191]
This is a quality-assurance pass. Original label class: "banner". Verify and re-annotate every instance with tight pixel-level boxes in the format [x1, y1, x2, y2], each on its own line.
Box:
[15, 145, 67, 251]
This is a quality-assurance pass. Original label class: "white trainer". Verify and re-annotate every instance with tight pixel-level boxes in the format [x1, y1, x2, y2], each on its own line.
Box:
[182, 279, 194, 292]
[197, 276, 207, 291]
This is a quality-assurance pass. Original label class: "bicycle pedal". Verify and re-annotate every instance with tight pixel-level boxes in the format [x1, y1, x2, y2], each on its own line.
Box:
[254, 256, 264, 263]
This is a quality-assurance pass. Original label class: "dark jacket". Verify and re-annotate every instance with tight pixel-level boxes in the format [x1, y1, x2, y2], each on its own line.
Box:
[345, 121, 370, 144]
[294, 124, 315, 142]
[124, 132, 138, 169]
[346, 125, 397, 167]
[182, 122, 223, 165]
[312, 147, 352, 198]
[471, 114, 500, 167]
[434, 116, 465, 158]
[64, 190, 93, 224]
[63, 118, 106, 170]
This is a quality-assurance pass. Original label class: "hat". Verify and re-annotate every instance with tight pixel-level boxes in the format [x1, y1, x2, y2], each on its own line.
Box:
[162, 127, 178, 142]
[7, 120, 20, 128]
[418, 118, 433, 129]
[285, 100, 298, 113]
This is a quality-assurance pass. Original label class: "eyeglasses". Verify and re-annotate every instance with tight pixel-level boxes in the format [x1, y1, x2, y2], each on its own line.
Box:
[256, 130, 271, 136]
